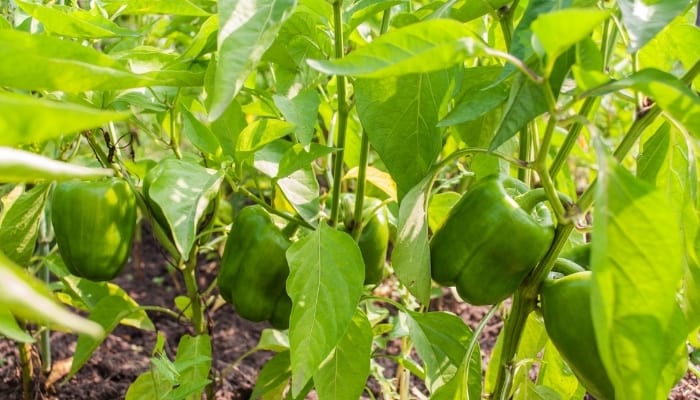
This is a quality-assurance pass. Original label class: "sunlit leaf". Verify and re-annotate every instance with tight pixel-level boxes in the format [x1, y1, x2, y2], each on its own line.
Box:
[0, 184, 50, 266]
[16, 1, 138, 38]
[618, 0, 688, 52]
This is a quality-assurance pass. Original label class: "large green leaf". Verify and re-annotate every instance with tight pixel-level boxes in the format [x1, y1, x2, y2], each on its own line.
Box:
[406, 311, 481, 398]
[581, 68, 700, 138]
[392, 175, 433, 305]
[286, 223, 365, 396]
[0, 184, 50, 266]
[251, 351, 292, 399]
[101, 0, 210, 16]
[169, 335, 212, 400]
[531, 8, 610, 74]
[538, 341, 584, 398]
[0, 251, 103, 338]
[0, 30, 156, 91]
[451, 0, 511, 23]
[314, 310, 373, 400]
[273, 89, 320, 146]
[618, 0, 688, 52]
[16, 1, 138, 38]
[209, 0, 297, 119]
[591, 163, 688, 399]
[145, 159, 224, 259]
[638, 22, 700, 89]
[308, 19, 481, 78]
[355, 70, 450, 197]
[0, 308, 35, 343]
[0, 94, 129, 147]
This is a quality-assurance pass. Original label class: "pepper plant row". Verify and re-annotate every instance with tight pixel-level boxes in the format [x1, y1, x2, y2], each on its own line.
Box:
[0, 0, 699, 399]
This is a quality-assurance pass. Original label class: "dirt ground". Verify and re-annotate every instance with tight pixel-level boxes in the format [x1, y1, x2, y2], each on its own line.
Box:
[0, 224, 698, 399]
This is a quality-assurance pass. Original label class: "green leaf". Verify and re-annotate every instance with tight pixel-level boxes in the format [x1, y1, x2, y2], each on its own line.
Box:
[16, 1, 138, 38]
[591, 163, 688, 399]
[355, 71, 450, 197]
[638, 22, 700, 88]
[571, 37, 609, 91]
[125, 370, 172, 400]
[0, 183, 50, 265]
[254, 329, 290, 353]
[618, 0, 688, 52]
[0, 30, 157, 92]
[0, 94, 129, 147]
[273, 89, 320, 146]
[70, 295, 138, 378]
[209, 0, 297, 119]
[581, 69, 700, 138]
[278, 143, 335, 179]
[637, 123, 672, 185]
[392, 175, 432, 305]
[438, 83, 508, 127]
[59, 274, 154, 331]
[314, 310, 373, 400]
[0, 251, 103, 338]
[181, 105, 223, 160]
[0, 308, 35, 343]
[427, 192, 460, 233]
[169, 335, 212, 400]
[286, 223, 365, 396]
[145, 159, 224, 259]
[308, 19, 481, 78]
[451, 0, 511, 22]
[406, 311, 481, 397]
[236, 119, 296, 159]
[539, 341, 584, 399]
[251, 351, 292, 399]
[102, 0, 210, 16]
[531, 8, 610, 74]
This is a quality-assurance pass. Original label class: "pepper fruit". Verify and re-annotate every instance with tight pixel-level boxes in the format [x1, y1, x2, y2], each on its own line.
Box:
[217, 205, 291, 329]
[340, 194, 390, 285]
[429, 174, 554, 305]
[51, 178, 136, 281]
[541, 271, 615, 399]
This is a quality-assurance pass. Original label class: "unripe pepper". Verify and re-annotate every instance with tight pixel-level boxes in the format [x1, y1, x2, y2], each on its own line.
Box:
[217, 206, 291, 329]
[541, 271, 615, 399]
[341, 194, 390, 285]
[429, 174, 554, 305]
[51, 178, 136, 281]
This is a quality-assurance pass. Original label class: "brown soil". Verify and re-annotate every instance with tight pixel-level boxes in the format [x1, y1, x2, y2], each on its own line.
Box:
[0, 224, 698, 399]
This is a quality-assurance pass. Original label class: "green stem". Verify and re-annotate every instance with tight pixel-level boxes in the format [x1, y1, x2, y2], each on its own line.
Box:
[329, 0, 348, 227]
[518, 124, 533, 184]
[37, 214, 51, 374]
[19, 342, 32, 400]
[535, 117, 568, 222]
[549, 97, 596, 178]
[138, 305, 184, 321]
[491, 291, 535, 400]
[182, 246, 207, 335]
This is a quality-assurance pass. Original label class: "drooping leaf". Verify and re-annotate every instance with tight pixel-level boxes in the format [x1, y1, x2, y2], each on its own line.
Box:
[0, 30, 156, 91]
[618, 0, 688, 52]
[581, 68, 700, 138]
[406, 311, 481, 397]
[314, 310, 373, 400]
[591, 163, 688, 399]
[144, 159, 224, 259]
[0, 308, 35, 343]
[308, 19, 482, 78]
[286, 223, 365, 396]
[251, 351, 292, 399]
[392, 175, 433, 305]
[0, 94, 129, 147]
[16, 1, 138, 38]
[209, 0, 297, 119]
[0, 252, 103, 338]
[70, 295, 138, 378]
[355, 70, 450, 197]
[181, 105, 223, 160]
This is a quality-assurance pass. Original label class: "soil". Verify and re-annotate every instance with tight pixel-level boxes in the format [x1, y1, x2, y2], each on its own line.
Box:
[1, 224, 699, 399]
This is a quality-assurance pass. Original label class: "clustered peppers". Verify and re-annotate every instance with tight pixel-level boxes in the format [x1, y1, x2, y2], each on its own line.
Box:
[341, 194, 390, 285]
[217, 205, 292, 329]
[429, 174, 554, 305]
[51, 178, 137, 281]
[540, 271, 615, 399]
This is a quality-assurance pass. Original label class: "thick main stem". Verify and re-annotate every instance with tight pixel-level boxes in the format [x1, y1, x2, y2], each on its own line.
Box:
[329, 0, 348, 226]
[182, 246, 206, 335]
[38, 215, 51, 374]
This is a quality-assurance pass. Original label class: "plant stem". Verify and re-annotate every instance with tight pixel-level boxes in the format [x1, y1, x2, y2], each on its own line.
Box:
[329, 0, 348, 227]
[549, 97, 596, 178]
[37, 214, 51, 374]
[535, 117, 568, 222]
[19, 342, 32, 400]
[352, 9, 390, 239]
[181, 246, 207, 335]
[397, 336, 411, 400]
